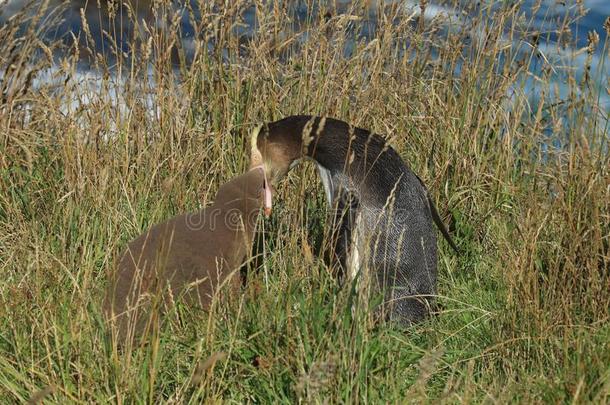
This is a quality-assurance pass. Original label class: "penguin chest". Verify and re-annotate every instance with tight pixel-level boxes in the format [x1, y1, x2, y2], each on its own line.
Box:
[316, 163, 335, 204]
[346, 213, 363, 280]
[316, 163, 363, 279]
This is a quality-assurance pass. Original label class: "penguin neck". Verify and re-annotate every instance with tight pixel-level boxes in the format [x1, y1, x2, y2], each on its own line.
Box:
[303, 125, 399, 208]
[304, 127, 377, 193]
[304, 133, 350, 174]
[212, 172, 264, 220]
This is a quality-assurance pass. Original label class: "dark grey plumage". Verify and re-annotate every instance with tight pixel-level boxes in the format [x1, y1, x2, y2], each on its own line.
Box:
[257, 115, 456, 325]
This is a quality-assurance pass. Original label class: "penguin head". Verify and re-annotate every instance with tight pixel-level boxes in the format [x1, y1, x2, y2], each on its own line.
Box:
[249, 122, 303, 185]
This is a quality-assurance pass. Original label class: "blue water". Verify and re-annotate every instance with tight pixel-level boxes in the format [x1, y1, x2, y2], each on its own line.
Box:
[1, 0, 608, 109]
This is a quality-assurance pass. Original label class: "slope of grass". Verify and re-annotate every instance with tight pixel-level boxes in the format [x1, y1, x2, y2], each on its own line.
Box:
[1, 1, 608, 403]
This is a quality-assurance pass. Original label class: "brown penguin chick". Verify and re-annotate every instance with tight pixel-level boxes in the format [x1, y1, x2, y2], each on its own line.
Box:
[104, 168, 272, 342]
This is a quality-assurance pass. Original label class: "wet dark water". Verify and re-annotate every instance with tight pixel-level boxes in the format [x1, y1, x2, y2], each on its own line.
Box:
[1, 1, 608, 108]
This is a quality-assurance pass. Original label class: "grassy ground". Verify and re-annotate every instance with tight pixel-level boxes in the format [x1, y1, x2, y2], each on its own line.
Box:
[1, 1, 609, 403]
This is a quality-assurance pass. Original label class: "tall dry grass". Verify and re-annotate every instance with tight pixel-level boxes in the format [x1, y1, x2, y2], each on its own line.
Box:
[1, 0, 608, 402]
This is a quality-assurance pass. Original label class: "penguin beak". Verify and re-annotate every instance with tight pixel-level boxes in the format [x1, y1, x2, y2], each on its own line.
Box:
[263, 176, 272, 217]
[250, 163, 273, 217]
